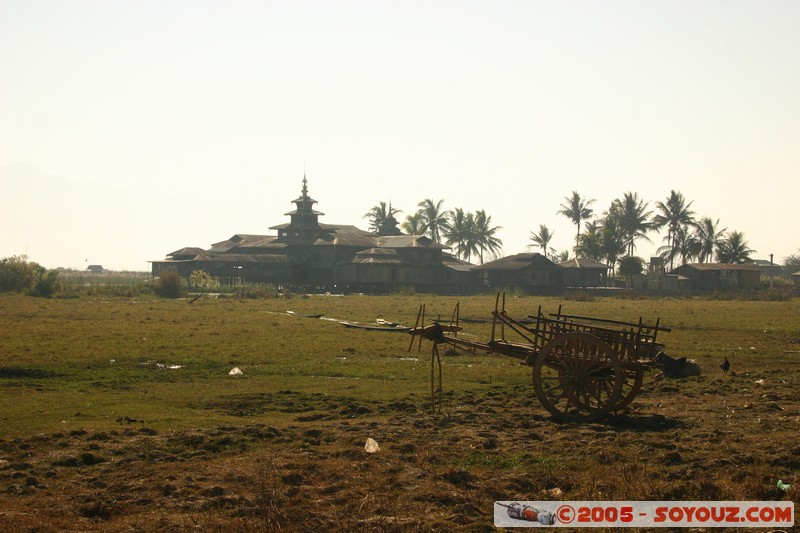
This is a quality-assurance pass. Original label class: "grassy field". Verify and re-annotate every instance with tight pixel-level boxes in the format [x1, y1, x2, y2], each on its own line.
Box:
[0, 292, 798, 530]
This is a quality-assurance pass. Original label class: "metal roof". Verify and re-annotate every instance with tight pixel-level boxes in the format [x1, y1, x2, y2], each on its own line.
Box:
[347, 248, 407, 265]
[168, 247, 205, 258]
[675, 263, 761, 272]
[320, 224, 372, 235]
[208, 254, 291, 263]
[441, 253, 475, 272]
[473, 253, 556, 271]
[558, 258, 610, 269]
[268, 223, 372, 235]
[314, 234, 378, 247]
[284, 208, 325, 216]
[156, 253, 291, 264]
[208, 235, 281, 253]
[378, 235, 448, 249]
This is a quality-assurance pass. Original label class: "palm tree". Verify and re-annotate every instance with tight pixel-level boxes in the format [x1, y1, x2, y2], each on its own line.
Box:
[558, 191, 595, 255]
[416, 199, 450, 243]
[657, 224, 701, 267]
[652, 190, 695, 270]
[473, 209, 503, 264]
[600, 211, 627, 277]
[444, 208, 478, 262]
[716, 230, 755, 264]
[401, 212, 425, 235]
[676, 226, 703, 265]
[363, 201, 402, 235]
[530, 225, 555, 258]
[695, 217, 726, 263]
[611, 192, 654, 256]
[576, 220, 604, 263]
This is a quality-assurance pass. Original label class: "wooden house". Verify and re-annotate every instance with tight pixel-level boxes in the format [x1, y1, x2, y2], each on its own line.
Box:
[752, 259, 781, 277]
[473, 253, 561, 294]
[557, 258, 609, 288]
[671, 263, 762, 290]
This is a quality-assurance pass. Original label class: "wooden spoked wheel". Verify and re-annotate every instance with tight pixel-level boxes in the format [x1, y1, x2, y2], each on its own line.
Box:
[533, 332, 623, 421]
[614, 366, 645, 411]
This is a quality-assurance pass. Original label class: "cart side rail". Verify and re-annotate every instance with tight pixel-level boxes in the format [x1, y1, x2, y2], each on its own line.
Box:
[543, 312, 671, 333]
[518, 313, 665, 362]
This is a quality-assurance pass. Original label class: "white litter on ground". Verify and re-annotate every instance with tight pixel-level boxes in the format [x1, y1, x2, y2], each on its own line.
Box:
[365, 438, 380, 453]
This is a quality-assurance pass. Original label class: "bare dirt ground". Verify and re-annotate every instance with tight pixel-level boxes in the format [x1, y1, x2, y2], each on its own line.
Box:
[1, 365, 798, 532]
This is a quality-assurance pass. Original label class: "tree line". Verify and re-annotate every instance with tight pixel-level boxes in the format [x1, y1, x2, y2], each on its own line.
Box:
[547, 190, 754, 273]
[365, 190, 767, 273]
[363, 200, 502, 264]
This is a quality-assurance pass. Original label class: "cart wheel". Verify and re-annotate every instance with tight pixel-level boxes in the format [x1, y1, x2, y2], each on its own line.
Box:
[614, 367, 644, 411]
[533, 332, 623, 422]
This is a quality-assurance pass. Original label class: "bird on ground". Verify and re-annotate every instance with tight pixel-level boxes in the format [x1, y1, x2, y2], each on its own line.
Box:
[720, 356, 730, 374]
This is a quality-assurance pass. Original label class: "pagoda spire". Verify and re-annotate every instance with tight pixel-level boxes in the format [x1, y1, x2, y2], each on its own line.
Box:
[270, 170, 325, 240]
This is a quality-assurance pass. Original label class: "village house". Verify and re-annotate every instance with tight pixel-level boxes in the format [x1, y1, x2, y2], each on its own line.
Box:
[751, 258, 781, 278]
[557, 257, 610, 288]
[151, 176, 479, 293]
[473, 253, 562, 294]
[671, 263, 762, 291]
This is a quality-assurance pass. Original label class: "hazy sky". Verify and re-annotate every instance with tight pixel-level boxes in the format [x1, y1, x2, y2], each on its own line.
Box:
[2, 1, 798, 270]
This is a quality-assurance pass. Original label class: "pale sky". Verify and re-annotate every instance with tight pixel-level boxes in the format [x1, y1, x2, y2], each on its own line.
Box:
[1, 1, 798, 271]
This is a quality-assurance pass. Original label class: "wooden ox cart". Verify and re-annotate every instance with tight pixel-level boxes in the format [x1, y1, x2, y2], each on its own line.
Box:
[408, 293, 671, 422]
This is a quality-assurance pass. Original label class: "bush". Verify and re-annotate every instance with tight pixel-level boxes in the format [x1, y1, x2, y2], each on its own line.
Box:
[618, 256, 644, 288]
[0, 255, 59, 297]
[155, 270, 183, 298]
[760, 275, 792, 289]
[0, 255, 38, 292]
[31, 269, 60, 297]
[189, 270, 220, 293]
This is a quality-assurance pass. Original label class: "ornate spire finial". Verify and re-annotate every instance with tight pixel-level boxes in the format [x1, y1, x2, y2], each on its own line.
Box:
[301, 170, 308, 197]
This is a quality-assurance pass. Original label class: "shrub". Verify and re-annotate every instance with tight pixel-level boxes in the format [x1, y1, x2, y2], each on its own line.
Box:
[0, 255, 38, 292]
[760, 275, 792, 289]
[0, 255, 59, 296]
[155, 270, 183, 298]
[30, 269, 60, 297]
[189, 270, 220, 293]
[618, 256, 644, 287]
